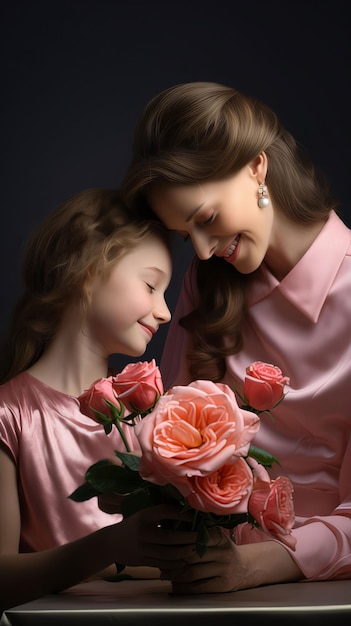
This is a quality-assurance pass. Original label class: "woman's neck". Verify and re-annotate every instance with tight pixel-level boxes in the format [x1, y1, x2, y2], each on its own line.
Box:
[265, 214, 327, 281]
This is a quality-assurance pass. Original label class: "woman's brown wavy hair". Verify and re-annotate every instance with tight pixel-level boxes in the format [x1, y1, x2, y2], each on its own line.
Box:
[0, 188, 170, 383]
[121, 82, 336, 381]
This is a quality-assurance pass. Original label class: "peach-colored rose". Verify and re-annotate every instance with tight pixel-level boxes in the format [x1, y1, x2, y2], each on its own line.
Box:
[135, 379, 260, 489]
[244, 361, 290, 411]
[187, 458, 254, 515]
[112, 360, 163, 413]
[248, 474, 296, 550]
[79, 377, 122, 424]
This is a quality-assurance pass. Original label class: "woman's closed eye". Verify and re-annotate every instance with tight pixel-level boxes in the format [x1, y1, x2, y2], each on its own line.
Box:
[177, 230, 189, 242]
[201, 213, 215, 226]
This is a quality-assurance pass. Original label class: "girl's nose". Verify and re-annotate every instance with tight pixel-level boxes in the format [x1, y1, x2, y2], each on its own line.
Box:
[154, 298, 171, 324]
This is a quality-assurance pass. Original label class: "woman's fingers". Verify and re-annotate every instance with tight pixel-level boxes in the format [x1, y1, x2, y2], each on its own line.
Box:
[160, 527, 239, 592]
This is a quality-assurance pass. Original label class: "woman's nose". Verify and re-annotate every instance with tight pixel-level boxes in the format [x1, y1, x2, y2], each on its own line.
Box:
[191, 231, 216, 260]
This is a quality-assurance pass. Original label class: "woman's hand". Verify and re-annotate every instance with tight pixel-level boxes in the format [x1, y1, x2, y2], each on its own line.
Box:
[161, 526, 247, 593]
[159, 526, 304, 594]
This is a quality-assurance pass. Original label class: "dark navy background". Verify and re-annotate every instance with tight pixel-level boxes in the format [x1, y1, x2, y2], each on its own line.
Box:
[1, 0, 350, 370]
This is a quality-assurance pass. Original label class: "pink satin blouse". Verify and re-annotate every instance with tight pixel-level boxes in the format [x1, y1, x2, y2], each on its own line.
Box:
[160, 210, 351, 581]
[0, 371, 139, 552]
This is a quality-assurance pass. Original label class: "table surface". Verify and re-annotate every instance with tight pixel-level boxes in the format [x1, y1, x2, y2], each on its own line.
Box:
[2, 578, 351, 626]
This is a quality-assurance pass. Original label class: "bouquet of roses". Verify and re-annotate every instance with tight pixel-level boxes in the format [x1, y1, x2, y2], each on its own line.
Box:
[70, 359, 296, 558]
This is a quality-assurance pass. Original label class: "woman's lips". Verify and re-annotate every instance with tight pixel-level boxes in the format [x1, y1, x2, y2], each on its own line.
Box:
[217, 235, 240, 261]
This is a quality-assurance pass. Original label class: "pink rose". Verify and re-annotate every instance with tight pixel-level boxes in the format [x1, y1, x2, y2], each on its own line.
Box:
[112, 360, 163, 413]
[244, 361, 290, 411]
[135, 379, 260, 489]
[187, 458, 254, 516]
[79, 377, 122, 424]
[248, 474, 296, 550]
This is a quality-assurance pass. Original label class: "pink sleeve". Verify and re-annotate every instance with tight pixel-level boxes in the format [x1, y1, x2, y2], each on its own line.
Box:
[161, 258, 199, 389]
[289, 516, 351, 581]
[236, 435, 351, 581]
[287, 436, 351, 581]
[0, 401, 19, 463]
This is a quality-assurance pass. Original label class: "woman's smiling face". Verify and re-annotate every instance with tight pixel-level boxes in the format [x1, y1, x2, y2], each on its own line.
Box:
[149, 157, 274, 275]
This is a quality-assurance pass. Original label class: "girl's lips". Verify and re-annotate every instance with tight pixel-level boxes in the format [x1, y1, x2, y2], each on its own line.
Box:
[138, 322, 154, 339]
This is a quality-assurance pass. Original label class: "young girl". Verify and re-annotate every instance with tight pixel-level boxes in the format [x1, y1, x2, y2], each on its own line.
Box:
[120, 82, 351, 593]
[0, 188, 197, 611]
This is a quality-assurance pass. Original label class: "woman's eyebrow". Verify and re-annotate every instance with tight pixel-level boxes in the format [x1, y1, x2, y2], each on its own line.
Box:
[185, 202, 205, 222]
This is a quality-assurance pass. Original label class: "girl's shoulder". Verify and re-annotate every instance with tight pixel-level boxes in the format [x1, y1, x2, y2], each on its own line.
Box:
[0, 372, 30, 405]
[0, 371, 78, 417]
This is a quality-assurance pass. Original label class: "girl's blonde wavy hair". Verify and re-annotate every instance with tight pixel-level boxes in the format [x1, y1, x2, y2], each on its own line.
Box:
[121, 82, 336, 381]
[0, 188, 170, 383]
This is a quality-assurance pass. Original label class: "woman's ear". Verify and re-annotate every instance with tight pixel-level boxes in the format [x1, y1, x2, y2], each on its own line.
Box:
[248, 152, 268, 183]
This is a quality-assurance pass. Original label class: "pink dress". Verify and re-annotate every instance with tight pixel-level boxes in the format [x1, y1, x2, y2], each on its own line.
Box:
[161, 210, 351, 581]
[0, 371, 139, 552]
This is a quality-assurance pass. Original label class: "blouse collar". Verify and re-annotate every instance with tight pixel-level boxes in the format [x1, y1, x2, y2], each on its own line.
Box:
[247, 211, 351, 323]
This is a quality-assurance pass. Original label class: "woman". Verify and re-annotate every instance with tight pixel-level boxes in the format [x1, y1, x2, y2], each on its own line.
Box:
[120, 81, 351, 592]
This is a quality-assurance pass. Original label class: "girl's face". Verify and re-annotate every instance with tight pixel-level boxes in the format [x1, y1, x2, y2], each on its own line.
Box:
[149, 159, 274, 275]
[84, 234, 172, 357]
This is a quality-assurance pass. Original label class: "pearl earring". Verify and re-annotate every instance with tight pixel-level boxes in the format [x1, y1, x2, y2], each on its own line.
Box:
[258, 182, 269, 208]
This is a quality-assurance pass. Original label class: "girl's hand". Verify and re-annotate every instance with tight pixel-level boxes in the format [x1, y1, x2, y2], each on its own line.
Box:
[98, 491, 125, 514]
[97, 453, 138, 514]
[111, 504, 197, 570]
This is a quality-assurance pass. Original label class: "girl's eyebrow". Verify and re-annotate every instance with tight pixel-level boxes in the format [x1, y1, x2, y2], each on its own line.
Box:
[144, 267, 168, 276]
[185, 202, 205, 222]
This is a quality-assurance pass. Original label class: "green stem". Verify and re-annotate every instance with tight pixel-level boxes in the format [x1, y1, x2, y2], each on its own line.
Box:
[115, 420, 131, 452]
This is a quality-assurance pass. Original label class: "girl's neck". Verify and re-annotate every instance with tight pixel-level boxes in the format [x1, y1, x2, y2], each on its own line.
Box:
[27, 354, 108, 398]
[26, 311, 110, 397]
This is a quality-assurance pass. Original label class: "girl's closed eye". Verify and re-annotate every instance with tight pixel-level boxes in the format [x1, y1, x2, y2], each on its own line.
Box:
[146, 283, 156, 293]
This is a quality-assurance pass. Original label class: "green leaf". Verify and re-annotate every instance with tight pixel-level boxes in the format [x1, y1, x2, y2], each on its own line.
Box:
[198, 512, 248, 530]
[86, 462, 145, 494]
[91, 408, 114, 427]
[120, 414, 139, 424]
[115, 562, 126, 574]
[68, 481, 101, 502]
[195, 520, 210, 557]
[120, 481, 185, 518]
[248, 444, 280, 467]
[156, 483, 185, 505]
[241, 404, 261, 415]
[105, 398, 125, 420]
[114, 451, 141, 471]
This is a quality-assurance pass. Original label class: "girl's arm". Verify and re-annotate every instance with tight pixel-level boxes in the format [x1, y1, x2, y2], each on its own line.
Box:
[0, 446, 196, 612]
